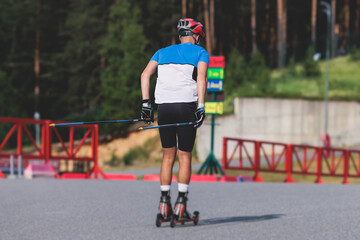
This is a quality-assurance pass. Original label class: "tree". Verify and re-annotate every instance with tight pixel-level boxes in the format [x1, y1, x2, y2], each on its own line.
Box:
[182, 0, 186, 17]
[277, 0, 286, 67]
[331, 0, 336, 57]
[248, 51, 270, 93]
[339, 0, 350, 54]
[60, 0, 112, 118]
[101, 0, 148, 136]
[210, 0, 215, 52]
[311, 0, 317, 51]
[251, 0, 257, 52]
[302, 47, 321, 77]
[355, 0, 360, 47]
[224, 49, 247, 95]
[203, 0, 212, 55]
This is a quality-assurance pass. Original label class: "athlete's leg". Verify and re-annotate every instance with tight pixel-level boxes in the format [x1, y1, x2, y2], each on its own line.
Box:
[178, 150, 192, 184]
[160, 147, 177, 185]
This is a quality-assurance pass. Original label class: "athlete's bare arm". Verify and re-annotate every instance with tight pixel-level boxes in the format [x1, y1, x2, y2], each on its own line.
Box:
[141, 60, 158, 100]
[196, 61, 208, 105]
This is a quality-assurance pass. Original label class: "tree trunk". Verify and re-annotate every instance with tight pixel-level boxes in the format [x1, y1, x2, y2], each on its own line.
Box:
[189, 0, 194, 17]
[355, 0, 360, 47]
[261, 2, 270, 44]
[210, 0, 215, 53]
[203, 0, 212, 55]
[331, 0, 336, 57]
[282, 0, 287, 65]
[292, 29, 298, 59]
[182, 0, 187, 18]
[34, 0, 40, 112]
[277, 0, 284, 67]
[251, 0, 257, 52]
[311, 0, 317, 50]
[339, 0, 350, 53]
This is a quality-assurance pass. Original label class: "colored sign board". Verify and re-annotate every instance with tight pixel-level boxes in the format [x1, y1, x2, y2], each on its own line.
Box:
[207, 68, 224, 79]
[207, 79, 223, 92]
[205, 101, 223, 115]
[209, 56, 225, 68]
[206, 92, 224, 101]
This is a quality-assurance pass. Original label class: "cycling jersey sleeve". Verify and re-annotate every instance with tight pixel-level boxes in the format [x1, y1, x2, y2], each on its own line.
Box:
[198, 49, 209, 65]
[150, 50, 160, 62]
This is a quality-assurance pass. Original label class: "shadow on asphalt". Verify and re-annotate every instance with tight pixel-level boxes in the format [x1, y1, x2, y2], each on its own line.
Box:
[200, 214, 284, 226]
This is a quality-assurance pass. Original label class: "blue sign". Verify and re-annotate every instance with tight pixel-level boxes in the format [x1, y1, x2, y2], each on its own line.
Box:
[207, 79, 223, 92]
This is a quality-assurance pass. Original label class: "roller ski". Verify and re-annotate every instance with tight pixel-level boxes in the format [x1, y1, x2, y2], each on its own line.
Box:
[170, 194, 199, 227]
[155, 194, 173, 227]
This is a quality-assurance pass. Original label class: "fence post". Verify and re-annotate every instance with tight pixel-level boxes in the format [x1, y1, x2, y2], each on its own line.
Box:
[9, 155, 15, 179]
[17, 155, 22, 178]
[284, 144, 295, 183]
[45, 120, 51, 165]
[222, 137, 227, 174]
[253, 141, 264, 182]
[315, 147, 323, 184]
[342, 150, 350, 184]
[17, 123, 22, 156]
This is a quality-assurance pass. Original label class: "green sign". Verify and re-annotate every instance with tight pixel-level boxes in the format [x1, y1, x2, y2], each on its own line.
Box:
[207, 68, 224, 80]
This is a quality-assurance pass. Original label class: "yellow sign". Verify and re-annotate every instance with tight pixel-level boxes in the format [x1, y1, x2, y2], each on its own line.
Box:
[205, 101, 223, 115]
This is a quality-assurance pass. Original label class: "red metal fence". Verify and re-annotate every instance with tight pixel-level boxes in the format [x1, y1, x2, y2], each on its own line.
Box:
[0, 117, 105, 179]
[222, 137, 360, 184]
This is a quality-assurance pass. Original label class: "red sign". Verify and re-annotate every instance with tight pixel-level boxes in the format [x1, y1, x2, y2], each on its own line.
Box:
[209, 56, 225, 68]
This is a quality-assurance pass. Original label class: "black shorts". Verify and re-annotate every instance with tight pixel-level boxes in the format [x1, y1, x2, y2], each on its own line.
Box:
[157, 102, 197, 152]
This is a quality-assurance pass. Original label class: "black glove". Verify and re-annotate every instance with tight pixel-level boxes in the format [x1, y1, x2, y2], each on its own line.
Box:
[194, 107, 205, 128]
[141, 99, 154, 125]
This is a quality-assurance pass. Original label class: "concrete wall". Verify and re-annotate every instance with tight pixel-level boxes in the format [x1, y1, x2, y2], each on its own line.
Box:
[196, 98, 360, 161]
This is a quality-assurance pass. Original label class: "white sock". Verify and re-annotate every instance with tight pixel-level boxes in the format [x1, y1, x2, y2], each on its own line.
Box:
[178, 183, 189, 193]
[160, 185, 171, 192]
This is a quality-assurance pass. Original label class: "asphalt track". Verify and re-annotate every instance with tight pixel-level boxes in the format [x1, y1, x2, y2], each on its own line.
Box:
[1, 179, 360, 240]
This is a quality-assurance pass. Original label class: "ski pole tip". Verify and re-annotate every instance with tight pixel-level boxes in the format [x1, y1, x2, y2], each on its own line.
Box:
[138, 127, 143, 130]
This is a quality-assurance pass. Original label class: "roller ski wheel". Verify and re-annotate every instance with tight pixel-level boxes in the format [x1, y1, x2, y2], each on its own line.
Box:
[193, 211, 199, 225]
[170, 211, 200, 227]
[170, 195, 199, 227]
[156, 213, 162, 227]
[155, 195, 172, 227]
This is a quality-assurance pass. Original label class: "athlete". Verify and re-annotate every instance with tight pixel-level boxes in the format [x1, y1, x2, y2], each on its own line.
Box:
[140, 18, 209, 226]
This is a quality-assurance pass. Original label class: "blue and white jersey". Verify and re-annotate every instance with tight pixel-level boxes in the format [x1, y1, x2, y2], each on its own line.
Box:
[150, 43, 209, 104]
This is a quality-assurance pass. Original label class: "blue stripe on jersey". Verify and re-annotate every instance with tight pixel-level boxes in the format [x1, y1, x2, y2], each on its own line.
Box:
[150, 43, 209, 67]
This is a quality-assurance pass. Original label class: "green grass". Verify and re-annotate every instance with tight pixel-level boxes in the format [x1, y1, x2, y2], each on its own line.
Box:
[223, 56, 360, 115]
[270, 56, 360, 101]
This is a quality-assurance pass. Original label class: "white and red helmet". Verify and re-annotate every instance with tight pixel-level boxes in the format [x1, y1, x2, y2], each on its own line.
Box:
[177, 18, 205, 38]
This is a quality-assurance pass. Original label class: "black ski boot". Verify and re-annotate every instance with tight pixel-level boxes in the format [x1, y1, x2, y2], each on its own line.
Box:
[155, 193, 173, 227]
[170, 193, 199, 227]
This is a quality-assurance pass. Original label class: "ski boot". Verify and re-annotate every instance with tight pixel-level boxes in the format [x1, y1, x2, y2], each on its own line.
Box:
[155, 194, 173, 227]
[170, 194, 199, 227]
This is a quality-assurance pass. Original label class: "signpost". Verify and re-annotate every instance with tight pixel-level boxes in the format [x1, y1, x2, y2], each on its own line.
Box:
[197, 56, 225, 175]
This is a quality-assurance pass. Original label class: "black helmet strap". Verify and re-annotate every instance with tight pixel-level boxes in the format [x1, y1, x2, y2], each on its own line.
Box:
[179, 31, 200, 45]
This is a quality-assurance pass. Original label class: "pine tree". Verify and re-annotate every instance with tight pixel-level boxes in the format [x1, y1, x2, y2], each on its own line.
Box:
[248, 51, 270, 93]
[101, 0, 148, 136]
[302, 47, 321, 77]
[225, 48, 247, 95]
[60, 0, 112, 118]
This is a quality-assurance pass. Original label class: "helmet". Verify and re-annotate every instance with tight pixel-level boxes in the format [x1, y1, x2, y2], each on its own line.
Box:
[177, 18, 205, 38]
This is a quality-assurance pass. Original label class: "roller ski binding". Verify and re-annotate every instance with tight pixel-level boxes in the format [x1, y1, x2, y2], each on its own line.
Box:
[155, 193, 173, 227]
[170, 194, 199, 227]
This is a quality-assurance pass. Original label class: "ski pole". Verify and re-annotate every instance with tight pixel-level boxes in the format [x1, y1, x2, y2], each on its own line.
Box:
[138, 122, 195, 130]
[50, 119, 143, 127]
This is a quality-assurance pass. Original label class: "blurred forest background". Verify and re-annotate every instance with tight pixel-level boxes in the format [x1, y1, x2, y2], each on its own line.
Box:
[1, 0, 360, 137]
